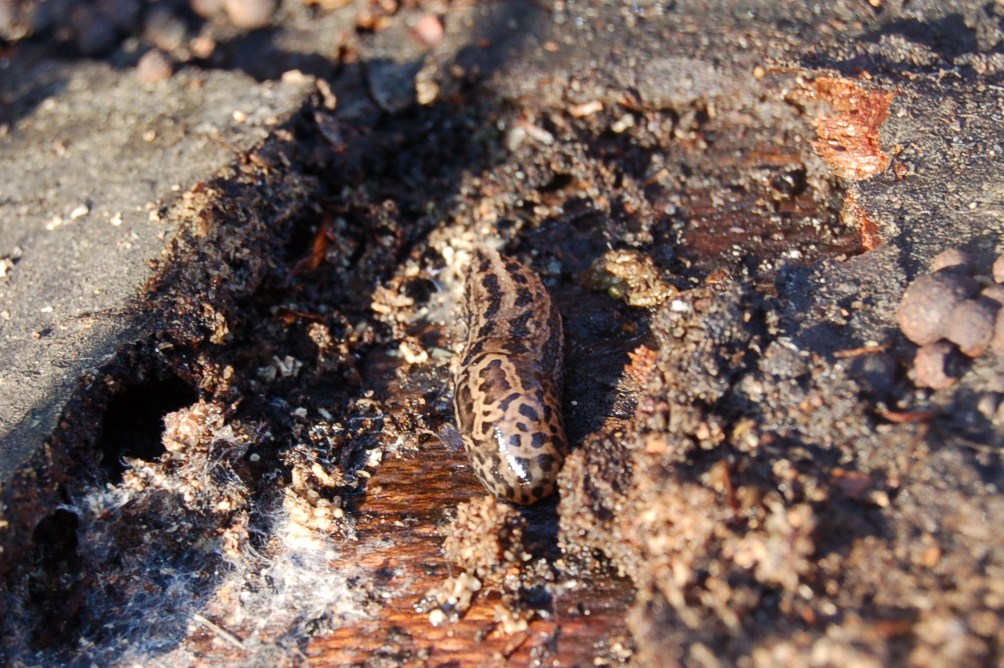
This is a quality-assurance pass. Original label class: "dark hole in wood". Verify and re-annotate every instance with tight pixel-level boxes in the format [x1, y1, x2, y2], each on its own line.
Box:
[28, 509, 80, 649]
[30, 508, 79, 574]
[97, 375, 196, 482]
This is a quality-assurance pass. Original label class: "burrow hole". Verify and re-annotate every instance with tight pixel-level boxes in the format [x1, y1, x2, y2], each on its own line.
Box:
[97, 375, 197, 482]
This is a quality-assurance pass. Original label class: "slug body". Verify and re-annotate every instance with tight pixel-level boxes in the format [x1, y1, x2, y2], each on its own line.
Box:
[453, 248, 566, 505]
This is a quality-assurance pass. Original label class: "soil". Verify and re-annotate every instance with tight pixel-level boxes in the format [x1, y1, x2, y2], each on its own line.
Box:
[1, 1, 1002, 666]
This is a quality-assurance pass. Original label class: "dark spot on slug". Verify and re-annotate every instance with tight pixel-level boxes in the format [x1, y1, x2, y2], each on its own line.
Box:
[518, 403, 540, 423]
[478, 375, 511, 395]
[498, 392, 521, 412]
[515, 287, 534, 307]
[511, 310, 533, 339]
[481, 270, 500, 293]
[502, 340, 529, 356]
[485, 295, 502, 320]
[477, 252, 492, 273]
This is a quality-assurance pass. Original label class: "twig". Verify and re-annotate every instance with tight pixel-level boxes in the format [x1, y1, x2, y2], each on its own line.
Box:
[193, 613, 245, 650]
[833, 344, 889, 359]
[877, 408, 935, 424]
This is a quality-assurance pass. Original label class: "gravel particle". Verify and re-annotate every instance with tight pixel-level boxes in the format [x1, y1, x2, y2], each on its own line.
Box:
[945, 298, 1000, 357]
[847, 351, 899, 400]
[145, 8, 188, 53]
[0, 2, 18, 41]
[994, 254, 1004, 284]
[416, 79, 439, 105]
[569, 100, 604, 118]
[137, 49, 174, 84]
[929, 247, 972, 273]
[898, 273, 979, 345]
[911, 340, 965, 389]
[69, 204, 90, 220]
[977, 393, 1001, 420]
[190, 0, 225, 19]
[992, 309, 1004, 357]
[223, 0, 276, 30]
[413, 14, 444, 47]
[190, 32, 217, 59]
[981, 284, 1004, 307]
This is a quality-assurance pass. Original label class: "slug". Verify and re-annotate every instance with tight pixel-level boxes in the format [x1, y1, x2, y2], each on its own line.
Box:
[452, 247, 567, 505]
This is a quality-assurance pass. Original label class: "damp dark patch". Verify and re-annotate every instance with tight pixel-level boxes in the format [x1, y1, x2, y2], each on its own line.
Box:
[29, 509, 79, 575]
[540, 172, 574, 193]
[283, 216, 323, 266]
[403, 276, 437, 305]
[26, 509, 81, 650]
[96, 376, 197, 482]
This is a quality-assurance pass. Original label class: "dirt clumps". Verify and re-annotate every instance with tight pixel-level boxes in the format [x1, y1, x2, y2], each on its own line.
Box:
[561, 285, 820, 658]
[587, 249, 679, 308]
[420, 495, 536, 628]
[136, 48, 173, 83]
[946, 299, 999, 358]
[911, 340, 967, 390]
[897, 273, 979, 347]
[558, 273, 1001, 665]
[930, 247, 973, 274]
[442, 495, 529, 583]
[898, 248, 1004, 388]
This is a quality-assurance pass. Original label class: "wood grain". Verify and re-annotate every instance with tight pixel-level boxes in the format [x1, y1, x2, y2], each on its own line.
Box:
[306, 439, 634, 666]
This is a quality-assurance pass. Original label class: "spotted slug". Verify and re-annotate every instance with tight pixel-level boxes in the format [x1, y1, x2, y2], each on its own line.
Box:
[452, 248, 567, 505]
